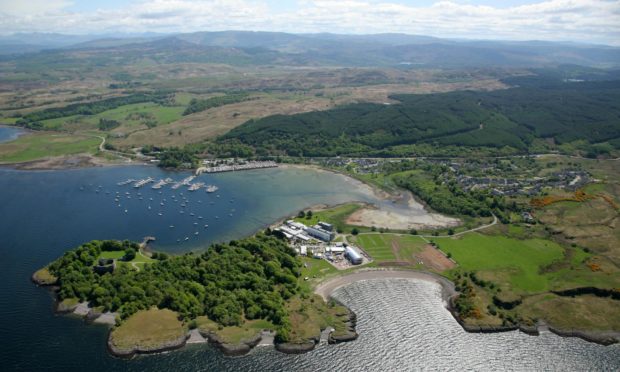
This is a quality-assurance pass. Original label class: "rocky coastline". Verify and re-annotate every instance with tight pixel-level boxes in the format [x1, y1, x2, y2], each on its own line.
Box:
[107, 333, 189, 359]
[317, 268, 619, 347]
[447, 287, 619, 346]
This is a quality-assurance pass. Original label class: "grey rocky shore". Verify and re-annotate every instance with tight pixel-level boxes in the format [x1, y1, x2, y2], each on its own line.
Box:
[108, 334, 189, 358]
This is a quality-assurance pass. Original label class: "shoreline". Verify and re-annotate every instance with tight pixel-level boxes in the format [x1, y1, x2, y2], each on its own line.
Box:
[279, 163, 460, 230]
[313, 268, 619, 346]
[0, 154, 147, 171]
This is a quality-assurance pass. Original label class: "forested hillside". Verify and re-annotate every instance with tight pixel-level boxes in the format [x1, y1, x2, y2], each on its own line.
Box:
[220, 79, 620, 157]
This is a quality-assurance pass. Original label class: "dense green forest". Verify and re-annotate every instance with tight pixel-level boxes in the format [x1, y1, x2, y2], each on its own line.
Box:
[219, 80, 620, 157]
[155, 147, 198, 168]
[46, 234, 301, 335]
[183, 92, 252, 115]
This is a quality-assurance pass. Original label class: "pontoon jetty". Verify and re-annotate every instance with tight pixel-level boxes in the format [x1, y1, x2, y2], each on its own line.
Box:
[117, 179, 136, 186]
[133, 177, 154, 188]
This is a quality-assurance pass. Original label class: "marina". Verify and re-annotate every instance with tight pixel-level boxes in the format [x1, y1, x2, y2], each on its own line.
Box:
[196, 160, 277, 174]
[111, 173, 230, 244]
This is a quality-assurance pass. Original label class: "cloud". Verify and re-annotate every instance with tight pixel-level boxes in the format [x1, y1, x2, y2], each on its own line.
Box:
[0, 0, 618, 45]
[0, 0, 72, 15]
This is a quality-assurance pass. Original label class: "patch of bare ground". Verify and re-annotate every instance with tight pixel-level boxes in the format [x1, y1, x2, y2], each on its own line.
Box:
[325, 79, 508, 104]
[346, 204, 460, 230]
[111, 94, 334, 147]
[414, 244, 455, 272]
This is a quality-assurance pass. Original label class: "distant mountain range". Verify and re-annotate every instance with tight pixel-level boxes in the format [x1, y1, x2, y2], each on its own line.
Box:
[1, 31, 619, 68]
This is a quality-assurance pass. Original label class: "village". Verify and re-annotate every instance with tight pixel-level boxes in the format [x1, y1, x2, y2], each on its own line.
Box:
[315, 156, 592, 196]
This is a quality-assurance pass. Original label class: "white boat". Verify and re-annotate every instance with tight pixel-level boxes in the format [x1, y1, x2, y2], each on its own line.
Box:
[206, 185, 219, 193]
[188, 182, 205, 191]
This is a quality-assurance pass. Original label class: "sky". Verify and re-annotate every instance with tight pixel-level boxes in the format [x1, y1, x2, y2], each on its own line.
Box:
[0, 0, 619, 45]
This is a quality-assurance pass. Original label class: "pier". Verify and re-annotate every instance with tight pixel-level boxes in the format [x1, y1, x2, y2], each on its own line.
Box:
[140, 236, 156, 248]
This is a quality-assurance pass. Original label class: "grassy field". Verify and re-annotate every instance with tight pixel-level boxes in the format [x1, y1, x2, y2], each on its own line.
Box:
[519, 294, 620, 331]
[99, 249, 156, 269]
[535, 194, 619, 262]
[299, 256, 339, 283]
[109, 308, 186, 350]
[39, 103, 185, 132]
[438, 233, 565, 292]
[294, 203, 364, 233]
[196, 317, 274, 344]
[0, 132, 100, 163]
[351, 233, 454, 271]
[286, 294, 351, 343]
[353, 233, 426, 263]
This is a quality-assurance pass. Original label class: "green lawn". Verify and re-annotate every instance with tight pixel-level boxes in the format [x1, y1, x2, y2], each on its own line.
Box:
[99, 249, 156, 266]
[354, 234, 397, 261]
[294, 203, 363, 232]
[438, 233, 564, 292]
[0, 133, 100, 163]
[353, 233, 426, 263]
[99, 251, 126, 259]
[299, 257, 338, 287]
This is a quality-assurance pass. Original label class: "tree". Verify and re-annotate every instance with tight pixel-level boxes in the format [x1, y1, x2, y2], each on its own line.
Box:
[123, 248, 136, 261]
[305, 210, 313, 219]
[448, 228, 454, 235]
[410, 228, 417, 235]
[297, 210, 305, 218]
[351, 228, 359, 235]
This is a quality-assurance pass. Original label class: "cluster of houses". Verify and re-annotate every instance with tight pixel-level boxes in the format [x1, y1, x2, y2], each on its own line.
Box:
[317, 156, 592, 198]
[275, 220, 364, 267]
[454, 169, 591, 196]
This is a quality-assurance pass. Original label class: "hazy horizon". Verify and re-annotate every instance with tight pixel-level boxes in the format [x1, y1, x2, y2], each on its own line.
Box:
[1, 0, 618, 46]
